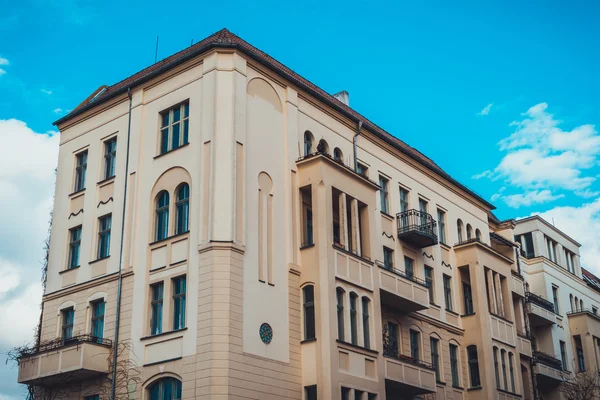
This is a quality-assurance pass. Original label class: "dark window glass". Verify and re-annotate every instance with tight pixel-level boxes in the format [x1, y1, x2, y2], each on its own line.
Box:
[159, 103, 189, 154]
[97, 214, 112, 259]
[303, 285, 316, 340]
[431, 337, 440, 381]
[362, 297, 370, 349]
[552, 286, 560, 314]
[383, 247, 394, 270]
[74, 151, 87, 191]
[91, 300, 105, 340]
[425, 266, 434, 303]
[509, 353, 515, 393]
[150, 282, 164, 335]
[305, 385, 317, 400]
[410, 329, 420, 360]
[501, 349, 508, 390]
[404, 256, 414, 279]
[444, 274, 453, 311]
[350, 293, 358, 345]
[560, 340, 568, 370]
[450, 344, 459, 387]
[68, 226, 82, 269]
[437, 209, 446, 243]
[467, 345, 481, 387]
[175, 184, 190, 234]
[156, 191, 170, 241]
[341, 387, 350, 400]
[62, 307, 74, 340]
[148, 377, 182, 400]
[463, 282, 474, 315]
[104, 137, 117, 179]
[493, 348, 500, 388]
[336, 288, 345, 341]
[173, 276, 186, 330]
[379, 176, 389, 214]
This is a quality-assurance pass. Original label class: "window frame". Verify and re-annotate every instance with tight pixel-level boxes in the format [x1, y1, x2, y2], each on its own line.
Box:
[97, 214, 112, 260]
[159, 102, 190, 155]
[150, 282, 164, 336]
[437, 209, 446, 244]
[379, 175, 389, 214]
[409, 329, 420, 360]
[467, 345, 481, 388]
[148, 377, 182, 400]
[172, 276, 186, 330]
[383, 246, 394, 270]
[155, 191, 170, 241]
[68, 225, 82, 269]
[443, 274, 453, 312]
[103, 137, 117, 180]
[404, 256, 414, 279]
[175, 184, 190, 235]
[349, 292, 358, 345]
[430, 337, 441, 382]
[61, 307, 75, 340]
[450, 343, 460, 387]
[362, 297, 370, 349]
[552, 285, 560, 314]
[303, 285, 316, 340]
[336, 288, 345, 341]
[74, 150, 88, 192]
[425, 266, 434, 303]
[91, 299, 105, 340]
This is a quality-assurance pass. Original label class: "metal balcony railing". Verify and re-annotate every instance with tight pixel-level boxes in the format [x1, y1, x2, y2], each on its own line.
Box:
[376, 260, 429, 288]
[525, 292, 556, 313]
[382, 327, 435, 371]
[19, 334, 112, 358]
[396, 209, 438, 247]
[533, 351, 563, 370]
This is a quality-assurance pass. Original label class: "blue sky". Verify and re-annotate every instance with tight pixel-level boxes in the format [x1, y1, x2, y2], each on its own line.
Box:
[1, 0, 599, 397]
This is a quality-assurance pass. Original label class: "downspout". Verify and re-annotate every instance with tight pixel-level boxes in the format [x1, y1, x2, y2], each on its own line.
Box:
[353, 120, 363, 171]
[111, 87, 133, 400]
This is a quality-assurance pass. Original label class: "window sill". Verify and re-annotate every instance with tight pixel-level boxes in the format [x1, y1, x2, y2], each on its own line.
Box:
[498, 388, 521, 397]
[490, 312, 513, 324]
[300, 243, 315, 250]
[69, 188, 86, 197]
[300, 338, 317, 344]
[446, 309, 459, 316]
[380, 211, 394, 220]
[452, 385, 465, 390]
[59, 265, 80, 274]
[440, 242, 451, 250]
[140, 327, 187, 341]
[429, 302, 441, 309]
[97, 176, 115, 186]
[89, 255, 110, 265]
[461, 312, 476, 317]
[149, 231, 190, 246]
[467, 386, 482, 391]
[153, 143, 190, 160]
[436, 381, 446, 386]
[336, 339, 378, 355]
[332, 244, 373, 265]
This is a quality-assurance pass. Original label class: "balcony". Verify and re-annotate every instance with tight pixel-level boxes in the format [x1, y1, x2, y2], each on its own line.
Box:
[396, 210, 438, 248]
[533, 351, 564, 386]
[525, 292, 558, 327]
[566, 309, 600, 338]
[378, 262, 430, 313]
[516, 331, 532, 358]
[383, 332, 436, 395]
[17, 335, 112, 386]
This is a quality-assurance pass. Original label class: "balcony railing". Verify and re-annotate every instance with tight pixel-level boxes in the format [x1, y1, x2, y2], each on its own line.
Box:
[566, 308, 600, 318]
[533, 351, 563, 371]
[383, 328, 435, 371]
[396, 209, 438, 248]
[19, 334, 112, 359]
[525, 292, 555, 313]
[376, 261, 428, 287]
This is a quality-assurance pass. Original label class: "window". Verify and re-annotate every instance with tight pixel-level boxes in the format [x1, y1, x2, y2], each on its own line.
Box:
[410, 329, 420, 360]
[336, 288, 345, 341]
[418, 198, 428, 226]
[546, 235, 558, 263]
[457, 219, 464, 242]
[350, 292, 358, 345]
[552, 286, 560, 314]
[362, 297, 370, 349]
[91, 300, 105, 340]
[560, 340, 568, 370]
[404, 256, 414, 280]
[379, 176, 389, 214]
[305, 385, 317, 400]
[175, 184, 189, 234]
[304, 131, 314, 156]
[317, 139, 329, 154]
[466, 224, 473, 240]
[399, 188, 409, 212]
[61, 307, 74, 340]
[387, 322, 399, 354]
[155, 191, 170, 241]
[150, 282, 164, 335]
[368, 394, 377, 400]
[354, 390, 364, 400]
[515, 232, 535, 258]
[475, 229, 481, 240]
[443, 274, 453, 311]
[565, 249, 575, 273]
[74, 151, 88, 192]
[356, 162, 368, 177]
[450, 344, 460, 387]
[575, 335, 586, 372]
[593, 306, 598, 315]
[425, 266, 434, 303]
[341, 387, 350, 400]
[493, 347, 501, 388]
[85, 396, 99, 400]
[467, 345, 481, 387]
[383, 247, 394, 269]
[431, 337, 440, 381]
[508, 352, 515, 393]
[437, 209, 446, 244]
[160, 102, 189, 154]
[301, 186, 313, 247]
[103, 137, 117, 180]
[97, 214, 112, 259]
[68, 226, 82, 269]
[172, 276, 186, 330]
[501, 349, 508, 390]
[148, 377, 182, 400]
[333, 147, 343, 162]
[303, 285, 316, 340]
[463, 282, 474, 315]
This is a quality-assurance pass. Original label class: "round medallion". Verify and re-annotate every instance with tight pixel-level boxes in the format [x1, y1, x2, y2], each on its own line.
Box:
[259, 323, 273, 344]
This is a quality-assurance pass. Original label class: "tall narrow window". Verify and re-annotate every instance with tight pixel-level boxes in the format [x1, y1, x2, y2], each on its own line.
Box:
[103, 137, 117, 180]
[175, 184, 189, 234]
[356, 162, 368, 177]
[466, 224, 473, 240]
[97, 214, 112, 259]
[341, 387, 350, 400]
[493, 347, 501, 388]
[336, 288, 345, 341]
[91, 300, 105, 340]
[508, 352, 516, 393]
[258, 172, 274, 284]
[457, 219, 464, 242]
[475, 229, 482, 240]
[575, 335, 586, 372]
[304, 131, 314, 156]
[410, 329, 420, 360]
[560, 340, 568, 370]
[467, 345, 481, 387]
[172, 276, 186, 330]
[552, 286, 560, 314]
[463, 282, 474, 315]
[399, 188, 409, 212]
[425, 266, 434, 303]
[383, 247, 394, 270]
[404, 256, 414, 280]
[305, 385, 317, 400]
[354, 390, 364, 400]
[62, 307, 74, 340]
[437, 209, 446, 244]
[379, 176, 389, 214]
[431, 337, 440, 381]
[150, 282, 164, 335]
[362, 297, 370, 349]
[350, 292, 358, 345]
[333, 147, 343, 162]
[300, 186, 313, 247]
[450, 344, 459, 387]
[68, 226, 82, 269]
[74, 150, 88, 192]
[443, 274, 453, 311]
[148, 377, 182, 400]
[387, 322, 399, 355]
[418, 198, 428, 226]
[160, 102, 190, 154]
[155, 191, 170, 241]
[501, 349, 508, 390]
[303, 285, 316, 340]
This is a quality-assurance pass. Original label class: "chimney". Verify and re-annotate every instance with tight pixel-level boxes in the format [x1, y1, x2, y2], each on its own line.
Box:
[333, 90, 349, 106]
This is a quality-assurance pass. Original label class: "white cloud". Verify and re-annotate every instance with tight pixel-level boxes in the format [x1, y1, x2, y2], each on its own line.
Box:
[0, 281, 42, 347]
[41, 89, 52, 95]
[503, 190, 564, 208]
[478, 103, 493, 116]
[0, 57, 8, 77]
[531, 199, 600, 275]
[53, 107, 64, 114]
[0, 69, 5, 77]
[575, 189, 600, 199]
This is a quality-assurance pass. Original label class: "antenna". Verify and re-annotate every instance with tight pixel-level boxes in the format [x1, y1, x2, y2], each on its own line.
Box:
[154, 36, 159, 63]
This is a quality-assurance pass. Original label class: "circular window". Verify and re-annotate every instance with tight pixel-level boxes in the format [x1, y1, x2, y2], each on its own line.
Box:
[259, 323, 273, 344]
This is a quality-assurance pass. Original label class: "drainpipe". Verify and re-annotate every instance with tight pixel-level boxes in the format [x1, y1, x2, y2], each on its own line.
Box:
[353, 120, 363, 171]
[110, 87, 133, 400]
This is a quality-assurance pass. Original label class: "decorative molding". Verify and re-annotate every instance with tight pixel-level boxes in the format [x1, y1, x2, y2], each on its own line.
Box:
[68, 209, 83, 219]
[442, 261, 452, 269]
[382, 232, 395, 241]
[97, 197, 114, 208]
[423, 252, 434, 261]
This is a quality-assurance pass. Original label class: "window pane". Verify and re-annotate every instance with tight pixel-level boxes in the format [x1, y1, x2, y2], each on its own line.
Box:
[162, 112, 169, 127]
[171, 123, 180, 149]
[161, 128, 169, 154]
[183, 119, 189, 144]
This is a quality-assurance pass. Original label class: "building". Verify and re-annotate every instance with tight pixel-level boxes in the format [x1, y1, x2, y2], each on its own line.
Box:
[14, 28, 600, 400]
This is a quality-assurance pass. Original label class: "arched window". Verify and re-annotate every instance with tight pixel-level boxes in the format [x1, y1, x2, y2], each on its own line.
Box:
[467, 345, 481, 388]
[303, 285, 315, 340]
[575, 296, 579, 311]
[155, 191, 170, 241]
[350, 292, 358, 345]
[570, 294, 575, 312]
[457, 219, 464, 242]
[580, 299, 584, 311]
[148, 377, 182, 400]
[336, 288, 345, 341]
[333, 147, 343, 162]
[476, 229, 482, 240]
[362, 297, 370, 349]
[175, 184, 189, 235]
[508, 352, 516, 393]
[317, 139, 329, 155]
[466, 224, 473, 240]
[304, 131, 314, 156]
[501, 349, 508, 391]
[493, 347, 501, 388]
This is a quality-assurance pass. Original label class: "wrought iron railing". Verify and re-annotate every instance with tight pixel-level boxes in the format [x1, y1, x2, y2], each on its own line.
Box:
[525, 292, 555, 313]
[516, 329, 531, 339]
[567, 308, 600, 318]
[396, 209, 438, 241]
[533, 351, 563, 370]
[19, 334, 112, 358]
[382, 327, 435, 371]
[376, 261, 428, 287]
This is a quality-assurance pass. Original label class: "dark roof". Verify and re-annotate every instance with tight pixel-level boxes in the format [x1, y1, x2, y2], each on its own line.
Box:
[53, 28, 495, 210]
[582, 268, 600, 293]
